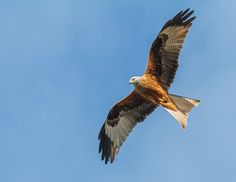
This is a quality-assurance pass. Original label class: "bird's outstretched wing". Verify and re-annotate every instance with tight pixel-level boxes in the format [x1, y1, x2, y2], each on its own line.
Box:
[145, 9, 196, 89]
[98, 91, 156, 164]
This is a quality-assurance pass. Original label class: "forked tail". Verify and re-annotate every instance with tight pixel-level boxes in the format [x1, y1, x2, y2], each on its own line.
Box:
[164, 94, 200, 129]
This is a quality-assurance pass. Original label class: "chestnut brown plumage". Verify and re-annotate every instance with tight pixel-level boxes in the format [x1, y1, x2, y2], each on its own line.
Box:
[98, 9, 200, 164]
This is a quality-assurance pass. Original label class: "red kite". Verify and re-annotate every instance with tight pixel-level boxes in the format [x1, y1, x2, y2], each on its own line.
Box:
[98, 9, 200, 164]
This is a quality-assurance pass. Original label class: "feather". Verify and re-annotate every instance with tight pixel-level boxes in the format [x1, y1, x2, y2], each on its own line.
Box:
[98, 91, 156, 164]
[145, 9, 196, 89]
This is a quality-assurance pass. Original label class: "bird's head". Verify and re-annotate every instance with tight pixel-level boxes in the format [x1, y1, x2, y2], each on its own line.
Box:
[129, 76, 141, 86]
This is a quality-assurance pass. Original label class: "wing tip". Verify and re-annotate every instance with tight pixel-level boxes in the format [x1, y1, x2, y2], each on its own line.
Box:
[162, 8, 196, 31]
[98, 124, 117, 164]
[180, 8, 196, 25]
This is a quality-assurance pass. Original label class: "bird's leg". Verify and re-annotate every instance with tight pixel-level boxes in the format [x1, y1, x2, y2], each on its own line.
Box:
[159, 96, 178, 111]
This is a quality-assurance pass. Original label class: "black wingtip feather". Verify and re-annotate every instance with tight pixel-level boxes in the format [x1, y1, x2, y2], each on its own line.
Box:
[98, 124, 112, 164]
[182, 10, 194, 21]
[161, 9, 196, 31]
[174, 10, 183, 19]
[182, 8, 190, 15]
[183, 16, 196, 26]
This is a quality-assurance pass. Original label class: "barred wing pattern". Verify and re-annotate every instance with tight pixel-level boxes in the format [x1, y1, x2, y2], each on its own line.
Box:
[98, 91, 156, 164]
[146, 9, 196, 89]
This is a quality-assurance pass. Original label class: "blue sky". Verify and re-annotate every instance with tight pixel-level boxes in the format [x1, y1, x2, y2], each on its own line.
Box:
[1, 0, 236, 181]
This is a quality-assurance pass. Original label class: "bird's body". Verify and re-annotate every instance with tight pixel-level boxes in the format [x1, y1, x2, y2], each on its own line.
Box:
[98, 9, 200, 164]
[133, 75, 177, 111]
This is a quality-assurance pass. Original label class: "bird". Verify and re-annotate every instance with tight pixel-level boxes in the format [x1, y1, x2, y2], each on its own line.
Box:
[98, 9, 200, 164]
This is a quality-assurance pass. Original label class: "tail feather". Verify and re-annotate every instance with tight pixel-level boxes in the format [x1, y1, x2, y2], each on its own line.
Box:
[164, 94, 200, 129]
[165, 108, 188, 129]
[169, 94, 200, 113]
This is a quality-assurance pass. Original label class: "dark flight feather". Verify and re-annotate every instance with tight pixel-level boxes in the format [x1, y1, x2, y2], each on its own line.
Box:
[146, 9, 196, 89]
[98, 91, 156, 164]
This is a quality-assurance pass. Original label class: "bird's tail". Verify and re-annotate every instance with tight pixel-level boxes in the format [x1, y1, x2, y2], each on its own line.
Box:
[164, 94, 200, 129]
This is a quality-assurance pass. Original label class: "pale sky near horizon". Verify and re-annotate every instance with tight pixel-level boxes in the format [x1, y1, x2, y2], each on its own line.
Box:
[1, 0, 236, 181]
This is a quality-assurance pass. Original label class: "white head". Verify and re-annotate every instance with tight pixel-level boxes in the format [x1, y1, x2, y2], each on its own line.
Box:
[129, 76, 141, 86]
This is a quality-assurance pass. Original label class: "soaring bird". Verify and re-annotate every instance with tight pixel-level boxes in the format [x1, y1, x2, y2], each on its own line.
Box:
[98, 9, 200, 164]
